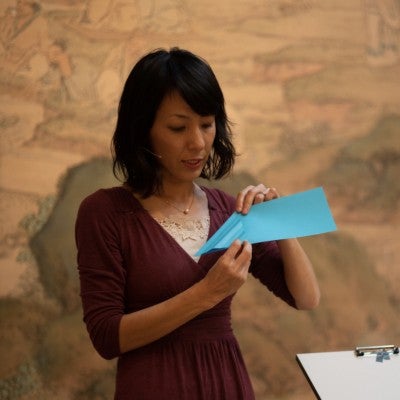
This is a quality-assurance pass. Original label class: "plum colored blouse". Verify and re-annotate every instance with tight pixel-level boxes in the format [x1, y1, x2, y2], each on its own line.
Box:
[75, 186, 296, 399]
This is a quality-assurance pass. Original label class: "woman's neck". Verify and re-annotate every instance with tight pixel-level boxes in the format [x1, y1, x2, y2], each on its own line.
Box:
[157, 182, 195, 202]
[127, 182, 207, 219]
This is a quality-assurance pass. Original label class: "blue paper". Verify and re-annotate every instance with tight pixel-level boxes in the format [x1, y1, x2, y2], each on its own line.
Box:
[196, 187, 337, 256]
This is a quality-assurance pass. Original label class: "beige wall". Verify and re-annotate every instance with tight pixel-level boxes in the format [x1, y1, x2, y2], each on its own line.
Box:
[1, 1, 399, 399]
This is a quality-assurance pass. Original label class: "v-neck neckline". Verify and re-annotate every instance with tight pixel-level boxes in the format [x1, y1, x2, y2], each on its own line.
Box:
[122, 185, 215, 266]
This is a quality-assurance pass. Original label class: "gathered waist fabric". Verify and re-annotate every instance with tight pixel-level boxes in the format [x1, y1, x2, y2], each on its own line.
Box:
[160, 313, 234, 343]
[114, 313, 255, 400]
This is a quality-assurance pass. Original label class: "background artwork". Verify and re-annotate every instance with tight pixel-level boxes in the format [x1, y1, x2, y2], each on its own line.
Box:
[1, 1, 399, 399]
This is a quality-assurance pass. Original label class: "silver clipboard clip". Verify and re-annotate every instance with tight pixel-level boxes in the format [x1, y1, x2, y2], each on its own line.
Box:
[355, 345, 399, 362]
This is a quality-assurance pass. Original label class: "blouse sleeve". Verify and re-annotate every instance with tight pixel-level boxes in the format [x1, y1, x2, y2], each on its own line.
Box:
[75, 190, 126, 359]
[250, 241, 297, 308]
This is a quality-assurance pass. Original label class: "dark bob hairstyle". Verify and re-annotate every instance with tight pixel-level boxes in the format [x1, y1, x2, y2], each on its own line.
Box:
[111, 47, 236, 197]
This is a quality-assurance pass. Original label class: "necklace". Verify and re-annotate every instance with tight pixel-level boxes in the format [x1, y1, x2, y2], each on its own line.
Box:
[157, 189, 195, 215]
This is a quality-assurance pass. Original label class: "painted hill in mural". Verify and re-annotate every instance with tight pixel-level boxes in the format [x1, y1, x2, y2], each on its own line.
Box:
[320, 113, 400, 223]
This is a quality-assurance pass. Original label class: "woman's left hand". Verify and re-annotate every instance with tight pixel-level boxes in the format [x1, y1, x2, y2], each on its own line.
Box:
[236, 184, 321, 309]
[236, 184, 279, 215]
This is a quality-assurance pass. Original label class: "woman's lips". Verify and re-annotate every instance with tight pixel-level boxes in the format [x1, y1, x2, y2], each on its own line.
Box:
[182, 158, 203, 170]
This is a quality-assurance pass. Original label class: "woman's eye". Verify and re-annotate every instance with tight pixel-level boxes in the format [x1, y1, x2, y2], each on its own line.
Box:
[169, 126, 185, 132]
[202, 122, 214, 130]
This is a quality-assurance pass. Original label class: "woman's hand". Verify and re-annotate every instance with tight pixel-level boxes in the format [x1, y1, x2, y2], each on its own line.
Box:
[236, 184, 279, 215]
[201, 240, 252, 305]
[235, 184, 320, 309]
[119, 239, 252, 353]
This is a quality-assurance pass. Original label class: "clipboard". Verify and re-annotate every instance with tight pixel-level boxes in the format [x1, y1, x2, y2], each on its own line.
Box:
[296, 346, 400, 399]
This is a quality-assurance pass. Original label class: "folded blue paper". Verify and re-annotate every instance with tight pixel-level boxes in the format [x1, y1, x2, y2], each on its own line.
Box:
[196, 187, 337, 256]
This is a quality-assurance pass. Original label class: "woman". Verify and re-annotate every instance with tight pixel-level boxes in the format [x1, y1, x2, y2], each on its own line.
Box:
[75, 47, 320, 399]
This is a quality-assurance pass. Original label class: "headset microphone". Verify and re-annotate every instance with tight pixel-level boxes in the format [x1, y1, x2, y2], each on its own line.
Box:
[141, 148, 162, 159]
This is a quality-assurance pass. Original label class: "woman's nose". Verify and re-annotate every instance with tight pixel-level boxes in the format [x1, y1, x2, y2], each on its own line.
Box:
[187, 126, 205, 149]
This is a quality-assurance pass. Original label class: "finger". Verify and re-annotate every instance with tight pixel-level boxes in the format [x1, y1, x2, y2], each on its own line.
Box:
[254, 186, 279, 202]
[236, 185, 255, 212]
[237, 185, 279, 213]
[253, 192, 265, 204]
[223, 239, 243, 260]
[234, 241, 252, 272]
[264, 187, 279, 201]
[235, 240, 252, 262]
[241, 184, 267, 214]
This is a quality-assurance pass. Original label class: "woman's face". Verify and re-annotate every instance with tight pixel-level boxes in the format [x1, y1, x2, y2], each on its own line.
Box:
[150, 91, 216, 185]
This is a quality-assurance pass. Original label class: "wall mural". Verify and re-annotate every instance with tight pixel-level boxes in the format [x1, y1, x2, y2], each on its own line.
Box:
[1, 1, 399, 399]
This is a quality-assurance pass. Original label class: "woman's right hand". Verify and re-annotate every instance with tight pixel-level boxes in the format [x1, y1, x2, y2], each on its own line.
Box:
[201, 240, 252, 305]
[117, 239, 252, 353]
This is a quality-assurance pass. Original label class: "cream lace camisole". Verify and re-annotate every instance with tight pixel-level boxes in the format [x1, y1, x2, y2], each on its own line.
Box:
[154, 214, 210, 262]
